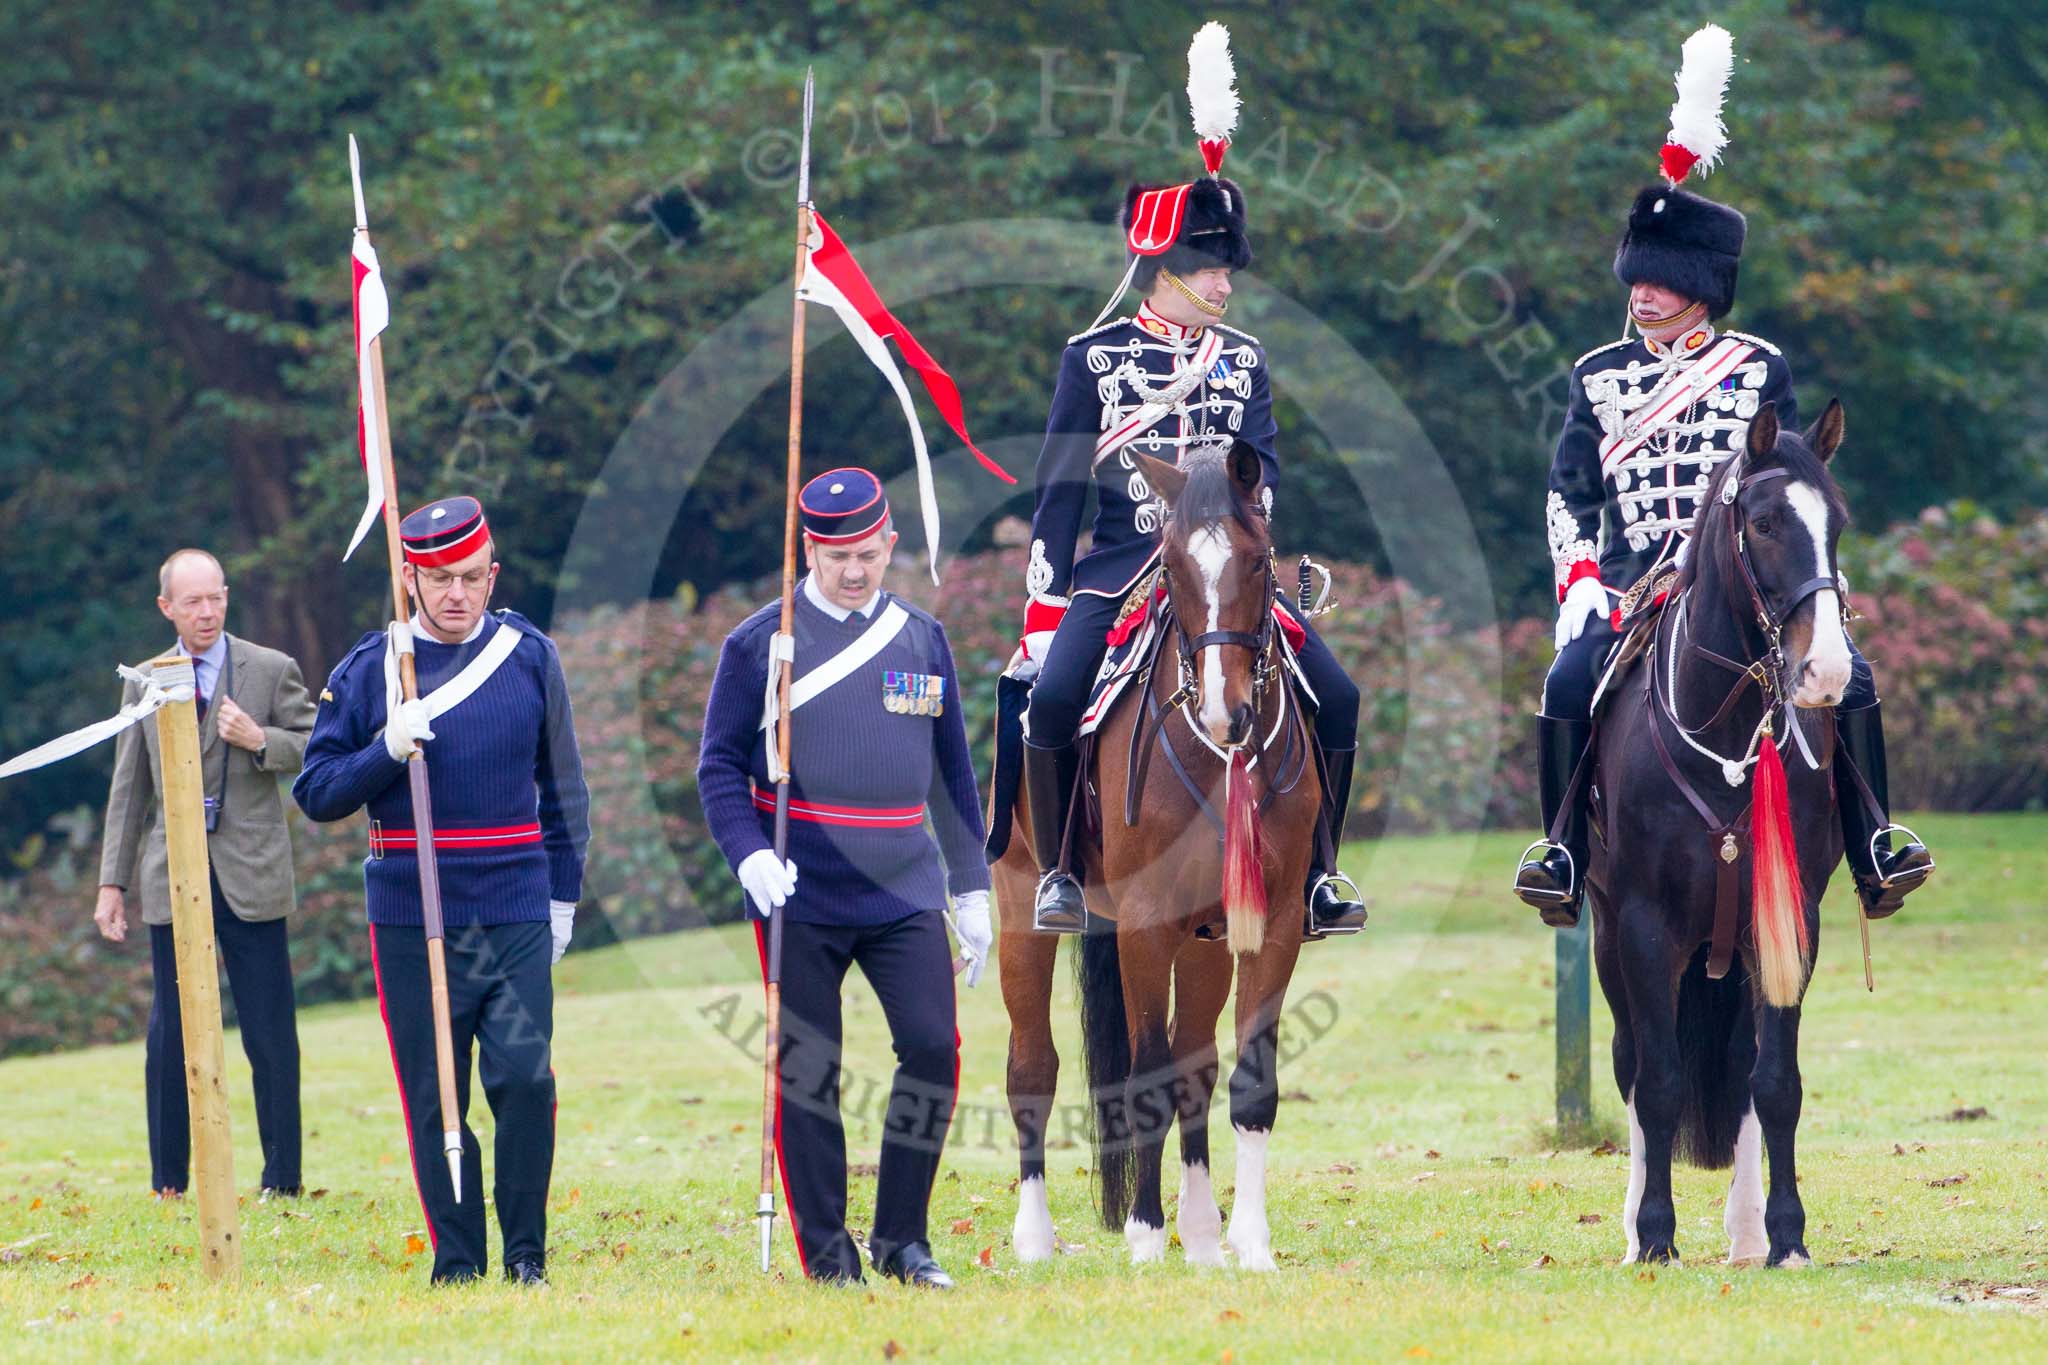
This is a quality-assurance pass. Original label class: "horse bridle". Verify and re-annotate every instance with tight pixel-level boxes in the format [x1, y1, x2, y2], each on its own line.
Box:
[1166, 550, 1281, 741]
[1677, 464, 1841, 727]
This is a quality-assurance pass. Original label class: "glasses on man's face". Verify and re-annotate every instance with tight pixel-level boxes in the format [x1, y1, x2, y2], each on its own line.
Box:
[419, 568, 491, 593]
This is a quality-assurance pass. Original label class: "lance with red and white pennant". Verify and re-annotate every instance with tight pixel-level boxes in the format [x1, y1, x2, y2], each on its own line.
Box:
[348, 135, 467, 1204]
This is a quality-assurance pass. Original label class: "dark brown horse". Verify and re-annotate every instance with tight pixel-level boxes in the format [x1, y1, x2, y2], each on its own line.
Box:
[1591, 400, 1853, 1267]
[995, 444, 1322, 1269]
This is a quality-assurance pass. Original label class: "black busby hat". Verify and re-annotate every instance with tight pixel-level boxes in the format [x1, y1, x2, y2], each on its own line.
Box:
[1125, 176, 1253, 293]
[1613, 186, 1746, 319]
[1083, 22, 1250, 329]
[1612, 24, 1747, 319]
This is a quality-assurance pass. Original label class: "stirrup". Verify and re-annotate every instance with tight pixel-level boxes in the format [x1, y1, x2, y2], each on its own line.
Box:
[1869, 823, 1933, 887]
[1511, 839, 1577, 905]
[1304, 872, 1367, 939]
[1032, 869, 1085, 935]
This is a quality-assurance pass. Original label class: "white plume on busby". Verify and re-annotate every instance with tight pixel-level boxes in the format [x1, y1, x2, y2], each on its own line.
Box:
[1187, 21, 1240, 174]
[1660, 23, 1734, 184]
[1614, 22, 1749, 319]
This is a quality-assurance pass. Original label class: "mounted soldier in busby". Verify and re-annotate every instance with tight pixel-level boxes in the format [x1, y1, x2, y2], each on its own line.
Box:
[1513, 23, 1933, 929]
[1007, 22, 1366, 942]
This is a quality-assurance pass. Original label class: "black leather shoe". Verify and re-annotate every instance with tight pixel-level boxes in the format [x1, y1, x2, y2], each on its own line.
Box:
[878, 1241, 955, 1289]
[1858, 831, 1934, 919]
[505, 1259, 548, 1287]
[1024, 739, 1086, 934]
[1304, 873, 1367, 938]
[1514, 845, 1582, 928]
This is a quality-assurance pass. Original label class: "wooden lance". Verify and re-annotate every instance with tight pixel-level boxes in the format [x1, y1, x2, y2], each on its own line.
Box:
[351, 136, 466, 1203]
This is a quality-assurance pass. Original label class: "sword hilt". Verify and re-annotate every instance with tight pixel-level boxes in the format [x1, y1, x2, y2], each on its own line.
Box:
[1297, 556, 1312, 615]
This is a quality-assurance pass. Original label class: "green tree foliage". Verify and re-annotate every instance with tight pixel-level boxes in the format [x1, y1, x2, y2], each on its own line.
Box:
[1, 1, 2041, 841]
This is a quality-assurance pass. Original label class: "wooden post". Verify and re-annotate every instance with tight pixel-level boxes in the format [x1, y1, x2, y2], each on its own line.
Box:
[150, 654, 241, 1280]
[1555, 916, 1592, 1139]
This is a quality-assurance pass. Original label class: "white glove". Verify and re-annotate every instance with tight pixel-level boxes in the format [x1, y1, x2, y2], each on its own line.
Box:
[737, 848, 798, 917]
[549, 900, 575, 964]
[1555, 576, 1609, 652]
[383, 697, 436, 762]
[952, 890, 993, 988]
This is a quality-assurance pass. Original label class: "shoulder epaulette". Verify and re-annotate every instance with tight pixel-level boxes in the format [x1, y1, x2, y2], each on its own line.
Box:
[1573, 337, 1636, 370]
[1212, 321, 1262, 348]
[1066, 317, 1132, 346]
[1721, 330, 1784, 358]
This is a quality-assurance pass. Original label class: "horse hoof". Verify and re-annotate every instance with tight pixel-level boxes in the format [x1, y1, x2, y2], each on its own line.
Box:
[1770, 1248, 1812, 1269]
[1229, 1240, 1277, 1272]
[1124, 1217, 1167, 1264]
[1013, 1176, 1055, 1263]
[1726, 1253, 1767, 1268]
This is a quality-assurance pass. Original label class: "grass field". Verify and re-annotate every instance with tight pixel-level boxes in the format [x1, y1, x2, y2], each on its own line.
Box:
[1, 813, 2042, 1360]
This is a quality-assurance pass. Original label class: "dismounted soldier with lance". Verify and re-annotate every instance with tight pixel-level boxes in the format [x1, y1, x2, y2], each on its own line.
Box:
[293, 496, 590, 1285]
[1017, 21, 1366, 941]
[698, 469, 992, 1289]
[1513, 24, 1932, 926]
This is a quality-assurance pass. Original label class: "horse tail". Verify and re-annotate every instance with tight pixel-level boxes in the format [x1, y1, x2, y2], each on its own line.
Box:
[1750, 732, 1810, 1007]
[1074, 919, 1136, 1228]
[1223, 749, 1267, 956]
[1674, 947, 1752, 1169]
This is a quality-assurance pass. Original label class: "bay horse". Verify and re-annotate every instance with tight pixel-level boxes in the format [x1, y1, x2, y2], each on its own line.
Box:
[994, 443, 1322, 1269]
[1591, 398, 1853, 1267]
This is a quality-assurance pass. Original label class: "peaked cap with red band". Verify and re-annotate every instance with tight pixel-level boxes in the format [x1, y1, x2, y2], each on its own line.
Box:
[800, 467, 890, 544]
[400, 496, 491, 567]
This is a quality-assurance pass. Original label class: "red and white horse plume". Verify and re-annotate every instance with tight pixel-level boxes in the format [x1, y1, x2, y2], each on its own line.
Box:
[1660, 23, 1734, 186]
[1222, 748, 1267, 956]
[1187, 21, 1239, 175]
[1749, 724, 1810, 1007]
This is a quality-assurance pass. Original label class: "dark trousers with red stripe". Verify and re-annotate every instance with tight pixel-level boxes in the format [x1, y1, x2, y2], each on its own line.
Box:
[370, 919, 555, 1283]
[758, 910, 958, 1281]
[145, 871, 301, 1193]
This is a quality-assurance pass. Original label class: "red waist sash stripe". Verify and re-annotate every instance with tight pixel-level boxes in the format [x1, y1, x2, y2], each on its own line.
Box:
[750, 790, 928, 829]
[369, 821, 543, 856]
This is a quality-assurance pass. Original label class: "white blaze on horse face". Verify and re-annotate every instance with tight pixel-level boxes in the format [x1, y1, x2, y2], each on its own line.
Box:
[1227, 1125, 1276, 1271]
[1178, 1160, 1225, 1266]
[1014, 1174, 1055, 1263]
[1725, 1106, 1768, 1265]
[1623, 1096, 1647, 1264]
[1189, 525, 1234, 741]
[1786, 482, 1851, 707]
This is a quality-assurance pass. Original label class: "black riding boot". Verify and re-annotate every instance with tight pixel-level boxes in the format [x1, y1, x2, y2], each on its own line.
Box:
[1834, 700, 1933, 918]
[1514, 716, 1593, 928]
[1304, 746, 1367, 939]
[1023, 739, 1086, 934]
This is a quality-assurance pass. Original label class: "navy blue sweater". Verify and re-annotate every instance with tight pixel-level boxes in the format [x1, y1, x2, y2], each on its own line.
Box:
[292, 611, 590, 927]
[697, 583, 989, 926]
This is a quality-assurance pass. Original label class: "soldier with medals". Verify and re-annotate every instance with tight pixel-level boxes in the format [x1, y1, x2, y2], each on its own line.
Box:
[1017, 22, 1366, 940]
[698, 469, 992, 1288]
[293, 496, 590, 1285]
[1513, 25, 1932, 926]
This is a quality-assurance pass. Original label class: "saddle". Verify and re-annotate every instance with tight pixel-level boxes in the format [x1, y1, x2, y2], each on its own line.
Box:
[1589, 565, 1679, 720]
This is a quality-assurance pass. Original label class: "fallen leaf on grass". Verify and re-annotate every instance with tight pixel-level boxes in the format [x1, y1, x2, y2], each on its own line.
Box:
[1578, 1214, 1603, 1225]
[882, 1341, 903, 1360]
[1410, 1172, 1437, 1183]
[977, 1247, 993, 1268]
[950, 1219, 974, 1235]
[404, 1234, 426, 1255]
[1591, 1140, 1620, 1157]
[1425, 1150, 1441, 1160]
[1526, 1254, 1556, 1270]
[1504, 1073, 1522, 1082]
[1280, 1090, 1314, 1103]
[1324, 1162, 1356, 1175]
[1218, 1309, 1243, 1323]
[1927, 1174, 1970, 1188]
[1941, 1107, 1991, 1122]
